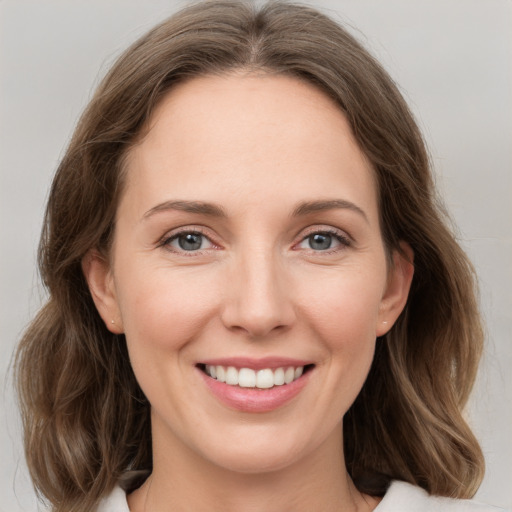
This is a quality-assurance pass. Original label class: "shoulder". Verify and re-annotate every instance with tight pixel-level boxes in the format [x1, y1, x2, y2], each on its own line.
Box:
[95, 479, 509, 512]
[96, 485, 130, 512]
[377, 481, 509, 512]
[96, 470, 149, 511]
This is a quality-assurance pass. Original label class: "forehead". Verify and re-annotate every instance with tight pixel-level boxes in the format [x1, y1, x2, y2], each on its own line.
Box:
[121, 72, 378, 222]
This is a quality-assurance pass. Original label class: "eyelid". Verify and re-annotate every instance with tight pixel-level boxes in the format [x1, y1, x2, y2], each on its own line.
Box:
[293, 225, 352, 252]
[157, 225, 221, 254]
[299, 224, 352, 240]
[156, 224, 352, 255]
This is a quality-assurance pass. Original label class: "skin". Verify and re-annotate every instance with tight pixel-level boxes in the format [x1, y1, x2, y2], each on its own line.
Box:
[84, 73, 413, 512]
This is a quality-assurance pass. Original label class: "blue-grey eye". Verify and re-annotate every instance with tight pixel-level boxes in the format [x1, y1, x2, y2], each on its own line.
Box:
[308, 233, 333, 250]
[179, 233, 202, 250]
[297, 231, 349, 252]
[168, 232, 213, 251]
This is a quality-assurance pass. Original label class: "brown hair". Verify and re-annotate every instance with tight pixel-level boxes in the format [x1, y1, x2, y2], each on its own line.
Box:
[15, 1, 484, 510]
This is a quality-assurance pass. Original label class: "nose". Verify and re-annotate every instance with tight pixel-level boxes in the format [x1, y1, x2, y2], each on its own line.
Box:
[220, 249, 296, 338]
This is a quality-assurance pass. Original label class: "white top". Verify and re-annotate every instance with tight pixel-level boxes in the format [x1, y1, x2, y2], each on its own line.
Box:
[96, 480, 508, 511]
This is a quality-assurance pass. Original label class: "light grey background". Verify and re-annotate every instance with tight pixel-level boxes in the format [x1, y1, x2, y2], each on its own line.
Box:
[1, 1, 511, 510]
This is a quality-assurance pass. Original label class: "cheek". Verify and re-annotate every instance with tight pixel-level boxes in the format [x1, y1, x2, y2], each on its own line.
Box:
[312, 288, 379, 384]
[116, 265, 219, 355]
[298, 266, 385, 346]
[281, 270, 384, 438]
[296, 266, 384, 396]
[114, 266, 222, 410]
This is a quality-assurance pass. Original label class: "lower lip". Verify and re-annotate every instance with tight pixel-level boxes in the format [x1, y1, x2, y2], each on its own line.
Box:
[198, 368, 312, 413]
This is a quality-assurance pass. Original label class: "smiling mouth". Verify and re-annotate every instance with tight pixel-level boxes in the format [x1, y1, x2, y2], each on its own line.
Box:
[198, 364, 314, 389]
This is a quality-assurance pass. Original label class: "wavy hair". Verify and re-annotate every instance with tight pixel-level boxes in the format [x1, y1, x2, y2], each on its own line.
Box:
[15, 1, 484, 510]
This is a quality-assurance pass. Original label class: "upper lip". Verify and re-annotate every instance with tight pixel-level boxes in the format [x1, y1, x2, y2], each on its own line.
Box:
[197, 357, 313, 371]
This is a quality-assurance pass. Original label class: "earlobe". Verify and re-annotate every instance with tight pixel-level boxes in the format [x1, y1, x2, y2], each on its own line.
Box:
[81, 250, 124, 334]
[376, 242, 414, 337]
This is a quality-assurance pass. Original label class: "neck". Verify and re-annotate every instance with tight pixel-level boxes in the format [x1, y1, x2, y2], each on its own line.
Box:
[128, 417, 378, 512]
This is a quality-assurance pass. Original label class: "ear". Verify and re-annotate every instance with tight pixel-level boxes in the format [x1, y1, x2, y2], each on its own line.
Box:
[376, 242, 414, 337]
[82, 250, 124, 334]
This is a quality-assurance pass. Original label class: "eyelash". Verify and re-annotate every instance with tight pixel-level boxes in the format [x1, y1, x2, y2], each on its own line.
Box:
[158, 227, 218, 256]
[296, 228, 352, 254]
[158, 226, 352, 256]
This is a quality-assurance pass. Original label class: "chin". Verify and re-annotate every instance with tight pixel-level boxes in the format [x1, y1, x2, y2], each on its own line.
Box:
[204, 445, 303, 475]
[192, 423, 330, 476]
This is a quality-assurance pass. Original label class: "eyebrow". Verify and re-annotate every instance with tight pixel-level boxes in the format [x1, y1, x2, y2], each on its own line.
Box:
[142, 200, 227, 220]
[142, 198, 368, 223]
[292, 199, 369, 223]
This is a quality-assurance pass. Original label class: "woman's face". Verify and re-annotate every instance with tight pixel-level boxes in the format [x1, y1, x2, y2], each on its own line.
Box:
[86, 73, 412, 474]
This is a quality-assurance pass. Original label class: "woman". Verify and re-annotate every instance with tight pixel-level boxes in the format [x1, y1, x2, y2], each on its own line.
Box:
[15, 1, 505, 511]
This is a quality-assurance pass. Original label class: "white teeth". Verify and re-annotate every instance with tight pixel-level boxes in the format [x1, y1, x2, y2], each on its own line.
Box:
[256, 369, 274, 389]
[238, 368, 256, 387]
[204, 364, 307, 388]
[273, 367, 285, 386]
[284, 367, 295, 384]
[216, 365, 225, 383]
[225, 366, 239, 385]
